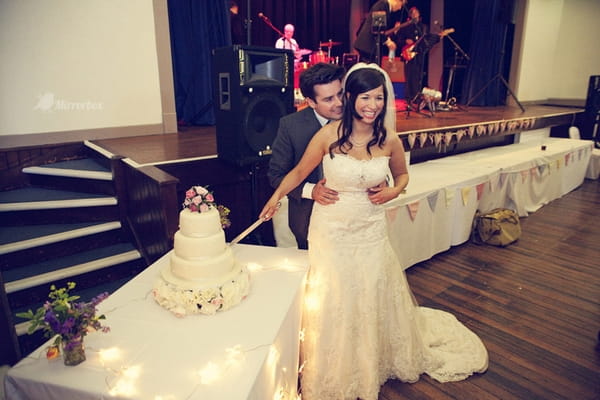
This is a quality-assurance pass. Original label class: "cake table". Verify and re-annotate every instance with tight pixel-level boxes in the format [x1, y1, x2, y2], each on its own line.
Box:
[5, 244, 309, 400]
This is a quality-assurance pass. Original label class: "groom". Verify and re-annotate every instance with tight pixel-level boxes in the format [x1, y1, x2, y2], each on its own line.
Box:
[268, 63, 345, 250]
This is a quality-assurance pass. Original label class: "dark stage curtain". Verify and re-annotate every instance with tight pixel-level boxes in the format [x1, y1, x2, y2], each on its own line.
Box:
[167, 0, 230, 126]
[460, 0, 515, 106]
[243, 0, 352, 55]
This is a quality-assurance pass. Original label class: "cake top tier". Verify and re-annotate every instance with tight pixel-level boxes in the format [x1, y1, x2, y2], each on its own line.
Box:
[182, 186, 231, 229]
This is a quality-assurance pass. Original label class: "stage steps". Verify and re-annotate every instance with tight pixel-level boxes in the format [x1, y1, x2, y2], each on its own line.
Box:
[0, 150, 146, 362]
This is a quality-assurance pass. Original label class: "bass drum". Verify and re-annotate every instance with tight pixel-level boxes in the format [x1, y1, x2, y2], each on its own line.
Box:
[294, 61, 310, 89]
[310, 50, 330, 65]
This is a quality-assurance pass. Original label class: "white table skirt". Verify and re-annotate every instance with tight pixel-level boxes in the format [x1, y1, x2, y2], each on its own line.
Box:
[5, 245, 309, 400]
[586, 148, 600, 179]
[385, 138, 592, 269]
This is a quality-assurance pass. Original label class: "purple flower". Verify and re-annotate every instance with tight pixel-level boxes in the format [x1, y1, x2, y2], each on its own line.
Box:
[44, 310, 61, 333]
[91, 292, 109, 306]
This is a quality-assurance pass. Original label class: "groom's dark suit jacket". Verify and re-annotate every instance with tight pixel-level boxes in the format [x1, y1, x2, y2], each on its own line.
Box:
[268, 107, 323, 250]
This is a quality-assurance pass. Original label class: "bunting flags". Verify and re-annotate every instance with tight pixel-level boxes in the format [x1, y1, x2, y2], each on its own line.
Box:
[461, 187, 471, 205]
[537, 164, 547, 176]
[444, 188, 455, 208]
[386, 206, 399, 222]
[408, 133, 416, 149]
[407, 201, 419, 221]
[499, 173, 507, 188]
[476, 183, 485, 200]
[489, 174, 500, 192]
[427, 191, 439, 212]
[419, 132, 428, 148]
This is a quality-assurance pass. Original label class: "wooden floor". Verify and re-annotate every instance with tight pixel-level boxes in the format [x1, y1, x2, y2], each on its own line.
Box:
[381, 178, 600, 400]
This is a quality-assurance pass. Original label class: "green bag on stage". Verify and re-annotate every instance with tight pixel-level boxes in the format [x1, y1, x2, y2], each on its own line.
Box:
[472, 208, 521, 247]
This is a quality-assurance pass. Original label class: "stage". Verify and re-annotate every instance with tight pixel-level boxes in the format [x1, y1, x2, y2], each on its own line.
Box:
[91, 104, 584, 167]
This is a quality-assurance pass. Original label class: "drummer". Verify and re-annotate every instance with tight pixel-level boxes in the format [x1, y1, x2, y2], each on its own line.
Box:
[275, 23, 302, 60]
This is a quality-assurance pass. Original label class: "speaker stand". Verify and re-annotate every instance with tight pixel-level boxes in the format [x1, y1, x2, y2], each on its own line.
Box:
[466, 73, 525, 112]
[247, 162, 264, 245]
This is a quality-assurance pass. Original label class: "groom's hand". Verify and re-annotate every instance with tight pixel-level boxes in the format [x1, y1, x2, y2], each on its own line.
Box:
[312, 179, 339, 205]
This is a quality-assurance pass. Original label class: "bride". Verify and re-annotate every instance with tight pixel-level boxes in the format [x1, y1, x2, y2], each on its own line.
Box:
[260, 63, 488, 400]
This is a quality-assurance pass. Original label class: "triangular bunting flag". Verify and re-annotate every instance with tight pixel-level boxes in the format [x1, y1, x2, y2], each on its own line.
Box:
[444, 132, 453, 145]
[565, 153, 570, 166]
[499, 173, 507, 189]
[530, 167, 537, 178]
[461, 187, 471, 206]
[489, 175, 499, 192]
[427, 191, 439, 212]
[476, 183, 485, 200]
[520, 170, 528, 183]
[419, 132, 428, 148]
[408, 133, 416, 149]
[538, 164, 547, 176]
[444, 188, 455, 208]
[407, 201, 419, 221]
[386, 206, 399, 222]
[456, 129, 465, 142]
[556, 159, 561, 169]
[434, 133, 443, 148]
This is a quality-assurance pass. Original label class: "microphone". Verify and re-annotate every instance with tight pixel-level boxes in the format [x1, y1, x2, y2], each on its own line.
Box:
[258, 12, 269, 22]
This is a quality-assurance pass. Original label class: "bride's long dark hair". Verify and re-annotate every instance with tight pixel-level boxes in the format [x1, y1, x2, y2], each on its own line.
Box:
[329, 67, 388, 157]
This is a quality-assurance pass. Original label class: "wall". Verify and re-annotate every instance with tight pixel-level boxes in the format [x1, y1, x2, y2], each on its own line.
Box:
[512, 0, 600, 102]
[0, 0, 176, 148]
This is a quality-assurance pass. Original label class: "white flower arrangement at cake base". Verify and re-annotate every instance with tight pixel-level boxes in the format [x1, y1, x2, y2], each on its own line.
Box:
[153, 268, 250, 317]
[152, 185, 250, 317]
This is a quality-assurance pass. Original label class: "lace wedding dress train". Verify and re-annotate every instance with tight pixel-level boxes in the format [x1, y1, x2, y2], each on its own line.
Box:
[301, 154, 488, 400]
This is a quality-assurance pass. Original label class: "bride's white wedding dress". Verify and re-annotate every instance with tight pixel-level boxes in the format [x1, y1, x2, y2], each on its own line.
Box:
[302, 154, 488, 400]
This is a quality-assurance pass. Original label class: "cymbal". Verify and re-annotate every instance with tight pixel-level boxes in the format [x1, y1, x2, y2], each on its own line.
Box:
[319, 41, 342, 47]
[295, 48, 313, 56]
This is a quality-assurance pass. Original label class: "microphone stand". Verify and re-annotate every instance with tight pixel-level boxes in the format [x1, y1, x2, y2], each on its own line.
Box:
[258, 14, 285, 40]
[443, 33, 469, 105]
[245, 0, 252, 45]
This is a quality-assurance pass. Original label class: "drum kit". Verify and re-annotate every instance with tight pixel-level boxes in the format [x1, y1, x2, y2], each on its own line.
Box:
[294, 40, 343, 87]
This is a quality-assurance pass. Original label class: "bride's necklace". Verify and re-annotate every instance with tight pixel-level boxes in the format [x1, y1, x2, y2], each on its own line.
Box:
[349, 134, 372, 148]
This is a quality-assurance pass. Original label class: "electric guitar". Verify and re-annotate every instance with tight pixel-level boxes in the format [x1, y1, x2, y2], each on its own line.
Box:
[401, 28, 454, 62]
[382, 18, 418, 36]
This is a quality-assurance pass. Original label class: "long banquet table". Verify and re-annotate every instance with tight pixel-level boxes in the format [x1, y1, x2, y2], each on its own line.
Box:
[5, 245, 309, 400]
[385, 137, 592, 269]
[273, 137, 593, 269]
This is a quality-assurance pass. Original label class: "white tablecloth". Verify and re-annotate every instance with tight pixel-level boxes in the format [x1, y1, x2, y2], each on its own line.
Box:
[5, 245, 309, 400]
[385, 138, 592, 269]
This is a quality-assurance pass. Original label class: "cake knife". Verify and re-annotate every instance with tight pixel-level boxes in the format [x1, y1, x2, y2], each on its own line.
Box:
[229, 201, 281, 246]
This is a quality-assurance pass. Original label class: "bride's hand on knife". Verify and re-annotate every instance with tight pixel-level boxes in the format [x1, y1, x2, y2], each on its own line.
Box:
[260, 197, 281, 221]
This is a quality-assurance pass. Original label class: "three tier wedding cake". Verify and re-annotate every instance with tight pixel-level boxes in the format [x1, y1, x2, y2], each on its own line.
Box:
[153, 186, 250, 316]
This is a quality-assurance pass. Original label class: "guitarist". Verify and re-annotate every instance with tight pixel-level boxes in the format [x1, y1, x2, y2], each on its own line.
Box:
[353, 0, 408, 64]
[395, 7, 439, 108]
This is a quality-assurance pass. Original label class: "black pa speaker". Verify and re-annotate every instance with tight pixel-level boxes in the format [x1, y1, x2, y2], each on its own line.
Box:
[581, 75, 600, 140]
[212, 45, 295, 166]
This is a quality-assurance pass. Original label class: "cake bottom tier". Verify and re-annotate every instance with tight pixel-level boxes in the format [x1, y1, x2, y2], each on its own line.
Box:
[153, 263, 250, 316]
